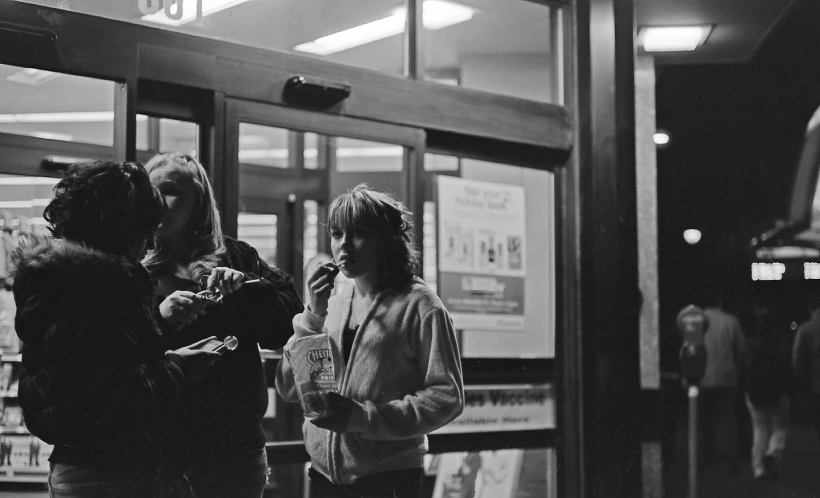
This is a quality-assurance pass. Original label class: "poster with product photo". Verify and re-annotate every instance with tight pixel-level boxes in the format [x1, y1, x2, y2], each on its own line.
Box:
[431, 449, 524, 498]
[437, 176, 526, 330]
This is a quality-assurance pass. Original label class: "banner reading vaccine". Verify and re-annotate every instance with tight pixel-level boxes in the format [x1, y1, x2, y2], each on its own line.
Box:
[437, 176, 526, 331]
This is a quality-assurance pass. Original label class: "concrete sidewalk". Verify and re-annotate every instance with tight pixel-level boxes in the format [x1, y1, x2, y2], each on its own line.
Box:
[665, 423, 820, 498]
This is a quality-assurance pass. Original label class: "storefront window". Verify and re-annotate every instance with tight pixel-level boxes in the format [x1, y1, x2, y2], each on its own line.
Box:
[136, 115, 199, 157]
[0, 63, 116, 146]
[237, 213, 277, 266]
[335, 137, 403, 173]
[425, 155, 555, 359]
[14, 0, 408, 75]
[424, 449, 557, 498]
[423, 0, 561, 104]
[0, 174, 58, 482]
[238, 123, 292, 169]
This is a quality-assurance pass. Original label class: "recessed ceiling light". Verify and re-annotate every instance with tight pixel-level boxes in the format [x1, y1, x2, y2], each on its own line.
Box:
[639, 26, 712, 53]
[295, 0, 474, 56]
[141, 0, 253, 27]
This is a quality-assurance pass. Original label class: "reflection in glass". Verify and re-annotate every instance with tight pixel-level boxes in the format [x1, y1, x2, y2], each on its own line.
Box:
[423, 201, 437, 293]
[15, 0, 407, 75]
[303, 200, 319, 271]
[334, 137, 403, 172]
[137, 115, 199, 156]
[0, 63, 116, 146]
[238, 213, 277, 266]
[0, 175, 58, 237]
[239, 123, 291, 168]
[424, 0, 558, 103]
[304, 133, 321, 170]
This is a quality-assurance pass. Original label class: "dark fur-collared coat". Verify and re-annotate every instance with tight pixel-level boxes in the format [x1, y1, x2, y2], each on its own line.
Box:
[12, 236, 189, 484]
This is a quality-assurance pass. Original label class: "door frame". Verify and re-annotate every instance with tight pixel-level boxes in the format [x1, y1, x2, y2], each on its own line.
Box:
[223, 98, 427, 292]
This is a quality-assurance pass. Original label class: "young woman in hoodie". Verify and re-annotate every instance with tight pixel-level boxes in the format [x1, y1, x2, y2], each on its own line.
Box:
[276, 184, 464, 498]
[13, 161, 220, 497]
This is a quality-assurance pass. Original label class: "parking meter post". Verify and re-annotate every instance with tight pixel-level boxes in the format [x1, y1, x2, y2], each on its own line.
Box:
[676, 305, 709, 498]
[688, 385, 699, 498]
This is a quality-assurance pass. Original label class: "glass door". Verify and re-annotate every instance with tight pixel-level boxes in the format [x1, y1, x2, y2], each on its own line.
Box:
[224, 100, 426, 298]
[224, 99, 424, 497]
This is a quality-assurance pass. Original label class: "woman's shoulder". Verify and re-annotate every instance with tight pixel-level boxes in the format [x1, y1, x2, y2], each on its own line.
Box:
[13, 236, 139, 280]
[222, 237, 261, 264]
[391, 277, 447, 314]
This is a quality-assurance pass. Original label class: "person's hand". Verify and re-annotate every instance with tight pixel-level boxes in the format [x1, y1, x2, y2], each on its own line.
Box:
[307, 264, 340, 316]
[309, 391, 353, 433]
[207, 267, 246, 296]
[168, 336, 222, 381]
[159, 291, 207, 326]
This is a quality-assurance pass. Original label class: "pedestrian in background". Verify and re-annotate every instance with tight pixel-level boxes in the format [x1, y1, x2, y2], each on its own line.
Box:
[699, 289, 746, 475]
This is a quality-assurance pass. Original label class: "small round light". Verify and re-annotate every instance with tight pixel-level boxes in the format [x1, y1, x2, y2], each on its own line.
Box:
[683, 229, 702, 245]
[653, 132, 670, 145]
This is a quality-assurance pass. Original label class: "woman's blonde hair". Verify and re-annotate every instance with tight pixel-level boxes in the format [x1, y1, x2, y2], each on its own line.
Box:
[141, 153, 225, 284]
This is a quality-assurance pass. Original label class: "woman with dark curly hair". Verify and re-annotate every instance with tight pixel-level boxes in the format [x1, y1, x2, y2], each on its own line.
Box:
[276, 184, 464, 498]
[12, 161, 219, 497]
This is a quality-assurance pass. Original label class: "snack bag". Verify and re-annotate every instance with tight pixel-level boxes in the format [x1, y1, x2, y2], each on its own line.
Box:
[285, 334, 338, 420]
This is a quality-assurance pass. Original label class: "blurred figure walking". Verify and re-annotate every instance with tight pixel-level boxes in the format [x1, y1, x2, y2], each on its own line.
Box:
[744, 302, 793, 480]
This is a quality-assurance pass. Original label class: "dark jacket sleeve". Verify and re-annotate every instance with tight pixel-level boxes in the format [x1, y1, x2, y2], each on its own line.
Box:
[19, 348, 186, 446]
[223, 238, 303, 350]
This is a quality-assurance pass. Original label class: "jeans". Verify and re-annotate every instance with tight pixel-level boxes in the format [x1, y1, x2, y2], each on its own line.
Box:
[308, 467, 422, 498]
[188, 446, 269, 498]
[746, 394, 790, 477]
[49, 463, 193, 498]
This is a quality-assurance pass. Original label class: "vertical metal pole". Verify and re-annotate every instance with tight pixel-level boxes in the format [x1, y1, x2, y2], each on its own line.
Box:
[404, 0, 423, 79]
[688, 385, 699, 498]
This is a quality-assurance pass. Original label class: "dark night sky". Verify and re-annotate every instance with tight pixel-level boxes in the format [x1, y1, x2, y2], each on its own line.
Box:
[654, 0, 820, 359]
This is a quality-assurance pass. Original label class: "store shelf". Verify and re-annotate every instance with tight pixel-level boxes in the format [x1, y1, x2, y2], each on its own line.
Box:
[0, 391, 17, 398]
[0, 426, 29, 434]
[0, 467, 48, 483]
[0, 354, 21, 363]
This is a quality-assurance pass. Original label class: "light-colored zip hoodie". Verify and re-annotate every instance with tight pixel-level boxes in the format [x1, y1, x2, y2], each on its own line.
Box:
[275, 277, 464, 484]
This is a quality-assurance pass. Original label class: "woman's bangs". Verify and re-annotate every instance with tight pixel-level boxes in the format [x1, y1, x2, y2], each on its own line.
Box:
[328, 192, 382, 232]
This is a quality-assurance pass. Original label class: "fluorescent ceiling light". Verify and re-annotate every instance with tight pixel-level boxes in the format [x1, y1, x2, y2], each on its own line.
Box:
[653, 132, 670, 145]
[5, 69, 60, 86]
[0, 112, 148, 123]
[238, 146, 403, 161]
[295, 0, 473, 55]
[639, 26, 712, 53]
[29, 131, 74, 142]
[0, 177, 59, 186]
[142, 0, 252, 27]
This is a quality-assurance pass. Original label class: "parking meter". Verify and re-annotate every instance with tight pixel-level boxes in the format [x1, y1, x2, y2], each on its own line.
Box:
[677, 304, 709, 498]
[677, 305, 709, 386]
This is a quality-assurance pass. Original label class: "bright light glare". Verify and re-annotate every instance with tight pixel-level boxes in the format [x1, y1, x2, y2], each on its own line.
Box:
[295, 0, 474, 55]
[653, 132, 670, 145]
[141, 0, 252, 27]
[0, 113, 148, 123]
[6, 69, 60, 86]
[639, 26, 712, 53]
[683, 229, 701, 245]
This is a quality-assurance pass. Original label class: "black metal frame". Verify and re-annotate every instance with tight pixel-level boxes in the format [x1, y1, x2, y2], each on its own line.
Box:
[0, 1, 652, 496]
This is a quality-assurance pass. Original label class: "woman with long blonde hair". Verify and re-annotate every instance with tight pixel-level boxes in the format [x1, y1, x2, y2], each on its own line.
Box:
[143, 153, 303, 498]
